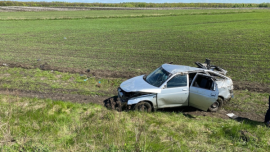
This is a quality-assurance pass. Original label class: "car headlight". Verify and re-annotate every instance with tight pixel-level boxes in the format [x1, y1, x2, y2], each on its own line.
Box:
[228, 85, 233, 90]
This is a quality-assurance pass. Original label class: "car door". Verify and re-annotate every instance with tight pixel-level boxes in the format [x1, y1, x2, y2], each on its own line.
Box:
[189, 73, 219, 111]
[157, 74, 189, 108]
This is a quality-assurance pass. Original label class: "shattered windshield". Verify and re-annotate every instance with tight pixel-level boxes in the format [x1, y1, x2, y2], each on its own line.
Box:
[145, 67, 171, 87]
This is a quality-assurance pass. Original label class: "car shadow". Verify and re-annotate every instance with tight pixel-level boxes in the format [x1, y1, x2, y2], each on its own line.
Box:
[157, 106, 200, 119]
[230, 116, 264, 126]
[157, 106, 198, 113]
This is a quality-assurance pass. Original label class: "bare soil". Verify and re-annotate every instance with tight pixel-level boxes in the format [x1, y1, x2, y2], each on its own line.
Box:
[0, 88, 106, 105]
[234, 81, 270, 93]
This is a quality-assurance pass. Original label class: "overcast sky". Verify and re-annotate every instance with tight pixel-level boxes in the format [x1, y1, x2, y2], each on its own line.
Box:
[14, 0, 270, 3]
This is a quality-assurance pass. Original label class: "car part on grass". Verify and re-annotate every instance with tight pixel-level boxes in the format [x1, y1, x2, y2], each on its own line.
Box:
[115, 60, 233, 112]
[227, 113, 238, 119]
[105, 96, 122, 112]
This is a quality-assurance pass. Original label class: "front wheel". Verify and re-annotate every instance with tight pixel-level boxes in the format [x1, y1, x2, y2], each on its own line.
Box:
[134, 102, 152, 112]
[208, 97, 223, 112]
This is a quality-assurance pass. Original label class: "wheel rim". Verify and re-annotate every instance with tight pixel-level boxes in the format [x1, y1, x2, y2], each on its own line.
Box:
[211, 102, 219, 109]
[139, 104, 147, 112]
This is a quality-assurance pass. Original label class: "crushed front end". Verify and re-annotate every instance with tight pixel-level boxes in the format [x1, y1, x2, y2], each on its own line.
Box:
[118, 87, 157, 110]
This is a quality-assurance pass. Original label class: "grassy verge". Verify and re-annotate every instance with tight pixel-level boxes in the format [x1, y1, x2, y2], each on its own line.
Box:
[0, 67, 123, 96]
[224, 90, 269, 115]
[0, 95, 269, 151]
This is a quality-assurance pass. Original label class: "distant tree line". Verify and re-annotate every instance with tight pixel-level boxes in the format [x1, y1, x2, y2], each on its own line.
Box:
[0, 1, 269, 8]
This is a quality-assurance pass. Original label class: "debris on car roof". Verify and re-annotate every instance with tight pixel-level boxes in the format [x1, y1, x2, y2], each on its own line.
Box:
[195, 59, 227, 75]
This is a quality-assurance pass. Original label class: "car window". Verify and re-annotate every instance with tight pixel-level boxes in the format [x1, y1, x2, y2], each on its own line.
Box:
[192, 75, 214, 90]
[145, 67, 171, 87]
[167, 74, 187, 88]
[188, 72, 206, 86]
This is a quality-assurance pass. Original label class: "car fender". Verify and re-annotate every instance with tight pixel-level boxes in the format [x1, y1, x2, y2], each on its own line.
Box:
[216, 80, 232, 100]
[127, 94, 157, 108]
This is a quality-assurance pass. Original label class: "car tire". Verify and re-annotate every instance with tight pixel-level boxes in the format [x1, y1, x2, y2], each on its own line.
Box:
[208, 97, 223, 112]
[134, 101, 152, 112]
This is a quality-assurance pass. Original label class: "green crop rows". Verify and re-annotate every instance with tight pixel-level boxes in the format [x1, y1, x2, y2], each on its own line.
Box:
[0, 9, 270, 84]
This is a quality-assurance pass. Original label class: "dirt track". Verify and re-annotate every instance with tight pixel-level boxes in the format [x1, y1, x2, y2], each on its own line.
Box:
[0, 6, 269, 12]
[1, 61, 269, 93]
[0, 88, 106, 105]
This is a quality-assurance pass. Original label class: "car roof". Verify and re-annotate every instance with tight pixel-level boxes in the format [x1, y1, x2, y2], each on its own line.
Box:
[162, 64, 204, 74]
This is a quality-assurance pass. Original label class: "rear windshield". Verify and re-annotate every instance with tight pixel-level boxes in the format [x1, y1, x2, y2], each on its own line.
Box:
[145, 67, 171, 87]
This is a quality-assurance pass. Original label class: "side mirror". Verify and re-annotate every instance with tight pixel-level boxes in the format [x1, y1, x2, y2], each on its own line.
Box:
[163, 84, 167, 89]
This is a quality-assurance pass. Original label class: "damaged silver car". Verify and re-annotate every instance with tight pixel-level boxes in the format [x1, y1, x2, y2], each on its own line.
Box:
[117, 59, 233, 112]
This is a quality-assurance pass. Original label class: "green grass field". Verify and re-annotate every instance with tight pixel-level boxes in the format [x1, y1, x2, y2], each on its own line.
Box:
[0, 9, 256, 20]
[0, 8, 270, 151]
[0, 9, 270, 84]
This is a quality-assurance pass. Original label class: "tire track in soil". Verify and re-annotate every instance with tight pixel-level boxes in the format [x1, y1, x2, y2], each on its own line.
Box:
[1, 62, 269, 93]
[0, 88, 107, 105]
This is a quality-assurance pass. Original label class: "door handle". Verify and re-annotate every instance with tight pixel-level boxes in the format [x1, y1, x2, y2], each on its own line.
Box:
[211, 93, 216, 96]
[182, 89, 187, 91]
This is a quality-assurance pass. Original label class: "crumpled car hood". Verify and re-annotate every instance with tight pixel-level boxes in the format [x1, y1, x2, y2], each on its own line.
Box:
[120, 75, 161, 93]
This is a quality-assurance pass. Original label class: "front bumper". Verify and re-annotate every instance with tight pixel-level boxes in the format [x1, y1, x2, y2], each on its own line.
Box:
[118, 87, 129, 103]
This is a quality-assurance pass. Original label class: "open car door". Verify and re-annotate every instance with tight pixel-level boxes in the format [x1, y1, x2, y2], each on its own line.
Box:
[189, 73, 219, 111]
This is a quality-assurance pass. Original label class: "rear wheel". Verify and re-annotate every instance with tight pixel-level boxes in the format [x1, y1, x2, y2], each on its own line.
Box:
[208, 97, 223, 112]
[134, 102, 152, 112]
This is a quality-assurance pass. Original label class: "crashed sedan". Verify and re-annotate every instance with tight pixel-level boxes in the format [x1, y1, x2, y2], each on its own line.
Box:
[117, 60, 234, 112]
